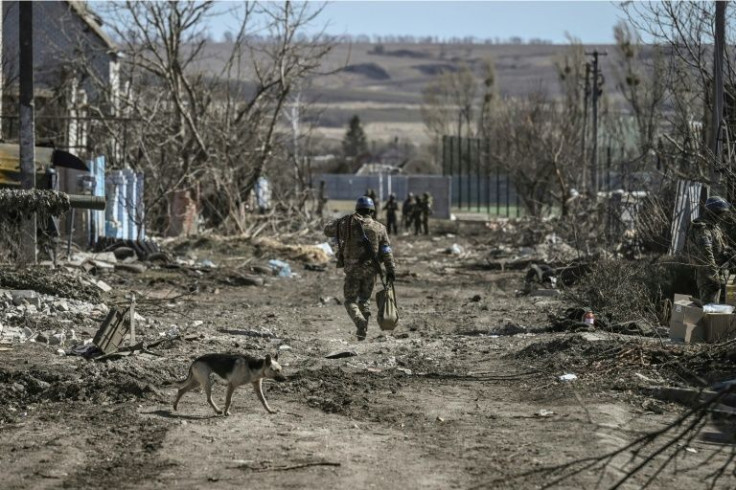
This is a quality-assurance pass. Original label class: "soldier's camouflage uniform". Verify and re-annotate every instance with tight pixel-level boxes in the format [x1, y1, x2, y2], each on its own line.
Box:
[324, 213, 396, 337]
[686, 217, 729, 304]
[413, 193, 433, 235]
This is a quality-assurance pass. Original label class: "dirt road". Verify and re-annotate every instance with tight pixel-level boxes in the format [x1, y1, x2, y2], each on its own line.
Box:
[1, 231, 735, 489]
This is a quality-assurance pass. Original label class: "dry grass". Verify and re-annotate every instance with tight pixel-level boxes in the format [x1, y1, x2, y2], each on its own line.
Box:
[563, 258, 671, 327]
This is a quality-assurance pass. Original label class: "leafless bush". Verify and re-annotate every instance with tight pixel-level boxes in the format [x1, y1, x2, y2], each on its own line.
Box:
[563, 258, 676, 326]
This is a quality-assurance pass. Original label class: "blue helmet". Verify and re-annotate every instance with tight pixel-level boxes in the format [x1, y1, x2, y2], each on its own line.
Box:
[705, 196, 730, 213]
[356, 196, 375, 212]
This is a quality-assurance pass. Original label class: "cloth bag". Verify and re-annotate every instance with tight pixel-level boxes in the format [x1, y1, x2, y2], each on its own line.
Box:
[376, 282, 399, 330]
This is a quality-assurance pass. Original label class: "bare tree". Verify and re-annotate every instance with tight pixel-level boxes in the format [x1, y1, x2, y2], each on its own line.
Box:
[420, 62, 478, 142]
[71, 1, 333, 234]
[612, 21, 668, 158]
[620, 1, 736, 180]
[491, 90, 583, 217]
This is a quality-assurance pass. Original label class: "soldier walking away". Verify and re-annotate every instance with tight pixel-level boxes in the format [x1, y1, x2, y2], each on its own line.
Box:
[384, 193, 399, 235]
[685, 196, 732, 305]
[324, 196, 397, 341]
[402, 193, 416, 231]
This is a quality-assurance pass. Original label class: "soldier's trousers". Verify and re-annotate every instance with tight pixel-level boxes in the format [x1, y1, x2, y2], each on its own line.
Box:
[344, 268, 377, 328]
[696, 270, 723, 305]
[387, 214, 397, 235]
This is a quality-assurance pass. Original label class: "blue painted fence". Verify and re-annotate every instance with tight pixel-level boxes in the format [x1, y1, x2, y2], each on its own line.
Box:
[88, 156, 146, 243]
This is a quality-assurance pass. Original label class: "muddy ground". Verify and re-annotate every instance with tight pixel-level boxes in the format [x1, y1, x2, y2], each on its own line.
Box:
[2, 222, 736, 489]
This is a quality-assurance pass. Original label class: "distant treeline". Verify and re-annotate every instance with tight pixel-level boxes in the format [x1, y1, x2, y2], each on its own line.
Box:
[217, 30, 553, 46]
[326, 34, 554, 45]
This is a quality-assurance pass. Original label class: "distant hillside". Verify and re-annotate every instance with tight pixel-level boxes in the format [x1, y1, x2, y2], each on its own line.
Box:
[199, 41, 630, 146]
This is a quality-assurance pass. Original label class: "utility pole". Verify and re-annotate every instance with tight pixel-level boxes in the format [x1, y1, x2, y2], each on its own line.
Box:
[711, 0, 726, 187]
[19, 2, 37, 264]
[581, 62, 591, 193]
[585, 50, 607, 195]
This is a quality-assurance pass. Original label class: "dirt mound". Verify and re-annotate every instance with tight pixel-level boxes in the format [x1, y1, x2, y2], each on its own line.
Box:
[511, 334, 623, 373]
[0, 356, 179, 423]
[412, 63, 458, 75]
[342, 63, 391, 80]
[0, 266, 101, 302]
[372, 48, 432, 59]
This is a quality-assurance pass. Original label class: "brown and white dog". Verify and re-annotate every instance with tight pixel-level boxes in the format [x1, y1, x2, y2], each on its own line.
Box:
[173, 353, 286, 416]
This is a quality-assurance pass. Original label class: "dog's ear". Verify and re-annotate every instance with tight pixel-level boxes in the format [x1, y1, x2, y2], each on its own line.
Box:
[265, 354, 272, 366]
[273, 352, 279, 362]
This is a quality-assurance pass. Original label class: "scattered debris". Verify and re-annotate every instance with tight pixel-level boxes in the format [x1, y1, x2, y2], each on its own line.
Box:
[558, 373, 578, 382]
[268, 259, 292, 278]
[314, 242, 334, 256]
[304, 263, 327, 272]
[446, 243, 463, 255]
[92, 308, 130, 355]
[325, 350, 358, 359]
[218, 328, 277, 338]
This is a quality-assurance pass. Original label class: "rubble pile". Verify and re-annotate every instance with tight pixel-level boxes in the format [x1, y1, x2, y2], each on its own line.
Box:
[0, 266, 102, 301]
[0, 288, 109, 348]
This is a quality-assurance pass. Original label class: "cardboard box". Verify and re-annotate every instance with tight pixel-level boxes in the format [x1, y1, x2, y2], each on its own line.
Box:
[670, 293, 736, 343]
[702, 313, 736, 342]
[670, 296, 705, 343]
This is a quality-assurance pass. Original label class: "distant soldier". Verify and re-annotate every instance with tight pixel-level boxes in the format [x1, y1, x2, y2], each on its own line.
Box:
[366, 188, 380, 216]
[685, 196, 732, 305]
[402, 193, 416, 231]
[324, 196, 397, 341]
[419, 192, 433, 235]
[411, 196, 423, 235]
[384, 193, 399, 235]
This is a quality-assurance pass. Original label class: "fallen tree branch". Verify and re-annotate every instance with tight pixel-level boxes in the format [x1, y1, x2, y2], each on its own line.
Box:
[231, 461, 341, 472]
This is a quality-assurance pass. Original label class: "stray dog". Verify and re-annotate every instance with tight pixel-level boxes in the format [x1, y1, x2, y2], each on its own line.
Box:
[173, 353, 286, 416]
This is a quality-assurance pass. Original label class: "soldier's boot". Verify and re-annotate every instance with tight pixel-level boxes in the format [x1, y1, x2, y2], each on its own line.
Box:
[356, 318, 368, 341]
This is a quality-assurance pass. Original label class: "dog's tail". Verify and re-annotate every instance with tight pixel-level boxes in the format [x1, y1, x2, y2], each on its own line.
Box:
[171, 361, 195, 388]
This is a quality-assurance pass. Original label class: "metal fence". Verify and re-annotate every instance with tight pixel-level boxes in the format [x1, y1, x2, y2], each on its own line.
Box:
[315, 174, 452, 219]
[442, 135, 520, 215]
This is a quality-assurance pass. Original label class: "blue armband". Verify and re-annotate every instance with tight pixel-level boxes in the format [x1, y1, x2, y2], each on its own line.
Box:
[380, 245, 392, 254]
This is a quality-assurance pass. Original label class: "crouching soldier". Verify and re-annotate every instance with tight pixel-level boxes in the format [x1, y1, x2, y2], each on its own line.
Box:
[324, 196, 397, 341]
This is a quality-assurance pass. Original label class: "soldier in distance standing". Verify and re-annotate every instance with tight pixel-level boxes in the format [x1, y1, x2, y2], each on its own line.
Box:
[324, 196, 397, 341]
[419, 192, 433, 235]
[384, 193, 399, 235]
[685, 196, 733, 305]
[402, 193, 416, 231]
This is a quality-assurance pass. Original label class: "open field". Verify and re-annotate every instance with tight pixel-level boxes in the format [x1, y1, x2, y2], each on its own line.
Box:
[199, 41, 628, 146]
